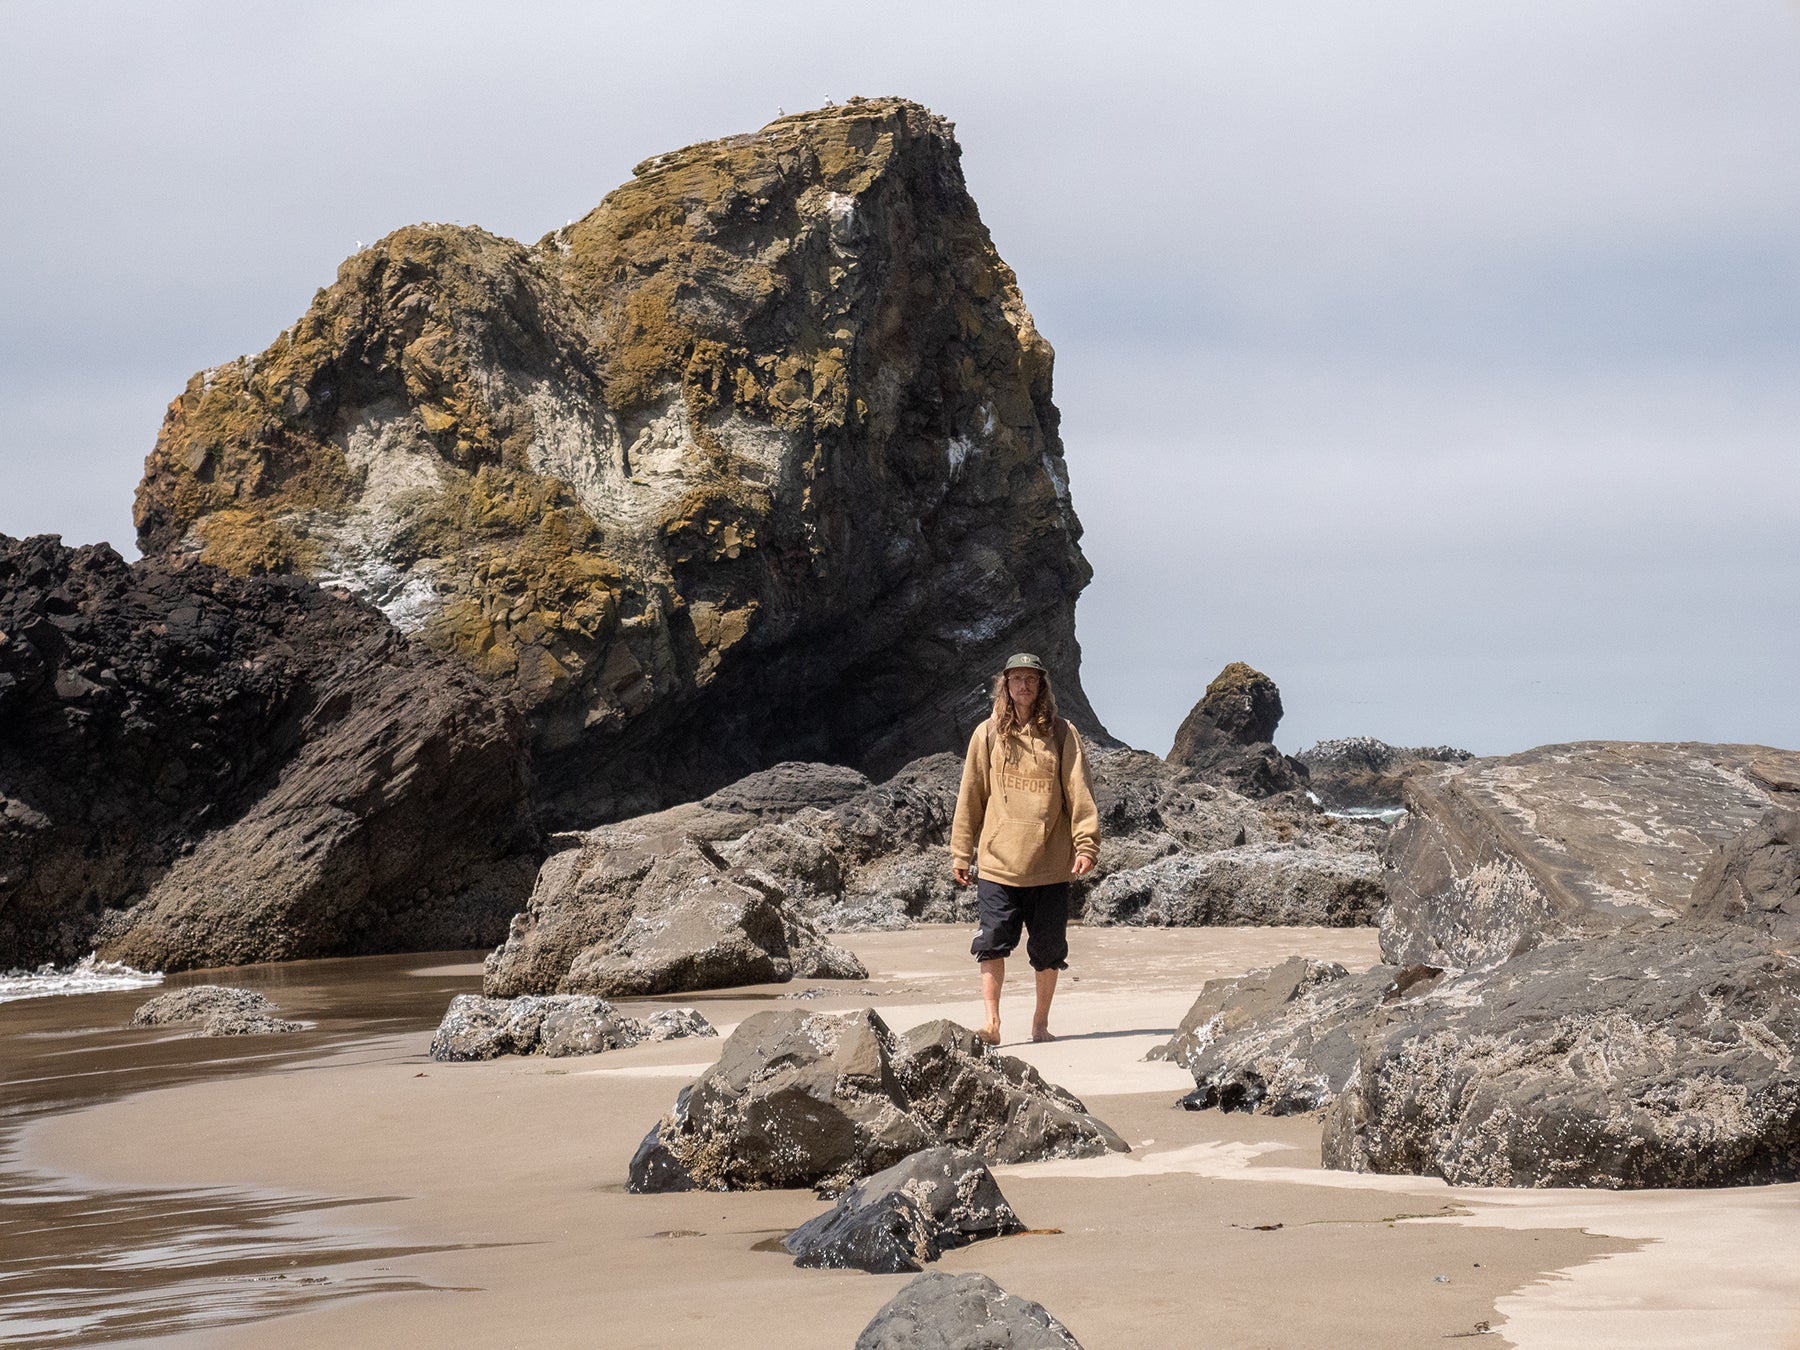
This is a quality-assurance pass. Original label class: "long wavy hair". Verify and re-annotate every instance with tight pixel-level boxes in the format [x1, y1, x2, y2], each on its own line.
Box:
[991, 667, 1059, 737]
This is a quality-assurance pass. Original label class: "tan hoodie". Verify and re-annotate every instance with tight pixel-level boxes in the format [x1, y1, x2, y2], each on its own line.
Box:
[951, 716, 1100, 887]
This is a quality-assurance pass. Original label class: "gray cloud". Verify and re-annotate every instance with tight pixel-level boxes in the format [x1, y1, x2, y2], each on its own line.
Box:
[3, 0, 1796, 755]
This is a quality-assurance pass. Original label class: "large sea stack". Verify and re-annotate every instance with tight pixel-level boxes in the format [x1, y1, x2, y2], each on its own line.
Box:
[133, 98, 1102, 827]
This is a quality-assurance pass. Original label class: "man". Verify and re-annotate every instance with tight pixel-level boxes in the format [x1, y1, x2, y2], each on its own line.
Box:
[950, 653, 1100, 1045]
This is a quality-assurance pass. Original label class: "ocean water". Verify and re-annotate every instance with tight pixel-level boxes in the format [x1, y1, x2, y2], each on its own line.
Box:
[0, 956, 164, 1005]
[0, 950, 488, 1345]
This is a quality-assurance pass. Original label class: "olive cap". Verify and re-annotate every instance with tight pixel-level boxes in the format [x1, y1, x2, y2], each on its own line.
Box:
[1002, 653, 1047, 673]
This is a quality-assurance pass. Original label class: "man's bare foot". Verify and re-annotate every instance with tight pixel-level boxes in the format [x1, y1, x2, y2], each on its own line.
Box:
[975, 1024, 1001, 1046]
[1031, 1026, 1056, 1043]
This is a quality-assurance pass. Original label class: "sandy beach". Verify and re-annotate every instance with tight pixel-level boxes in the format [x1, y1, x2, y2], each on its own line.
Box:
[7, 925, 1800, 1348]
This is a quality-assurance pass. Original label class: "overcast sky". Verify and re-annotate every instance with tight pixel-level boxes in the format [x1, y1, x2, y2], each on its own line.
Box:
[3, 1, 1797, 757]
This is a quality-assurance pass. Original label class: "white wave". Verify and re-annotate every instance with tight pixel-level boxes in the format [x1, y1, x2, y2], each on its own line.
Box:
[0, 955, 164, 1004]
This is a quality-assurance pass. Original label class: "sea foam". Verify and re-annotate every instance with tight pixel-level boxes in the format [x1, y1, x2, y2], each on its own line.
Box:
[0, 955, 164, 1004]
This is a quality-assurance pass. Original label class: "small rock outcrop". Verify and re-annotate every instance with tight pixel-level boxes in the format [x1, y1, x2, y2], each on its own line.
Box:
[1161, 740, 1800, 1190]
[1381, 741, 1800, 968]
[1687, 807, 1800, 941]
[132, 98, 1106, 826]
[1166, 663, 1308, 798]
[1323, 929, 1800, 1188]
[428, 993, 715, 1061]
[1149, 956, 1434, 1114]
[782, 1145, 1023, 1273]
[128, 985, 304, 1036]
[855, 1272, 1086, 1350]
[1295, 737, 1472, 811]
[1167, 930, 1800, 1188]
[0, 534, 537, 972]
[485, 830, 866, 998]
[626, 1008, 1125, 1194]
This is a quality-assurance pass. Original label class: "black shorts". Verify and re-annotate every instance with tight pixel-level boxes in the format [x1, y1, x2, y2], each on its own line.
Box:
[970, 879, 1070, 971]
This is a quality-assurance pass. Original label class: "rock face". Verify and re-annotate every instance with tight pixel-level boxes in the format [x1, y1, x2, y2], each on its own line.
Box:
[132, 97, 1104, 827]
[855, 1272, 1086, 1350]
[1166, 663, 1308, 798]
[1687, 807, 1800, 941]
[1295, 737, 1472, 811]
[1323, 929, 1800, 1188]
[626, 1008, 1125, 1194]
[428, 993, 715, 1061]
[782, 1144, 1023, 1273]
[0, 534, 536, 972]
[1381, 741, 1800, 968]
[128, 986, 304, 1036]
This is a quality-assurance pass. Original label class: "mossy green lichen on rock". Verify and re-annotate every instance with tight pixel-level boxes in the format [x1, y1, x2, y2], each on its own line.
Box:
[134, 97, 1103, 825]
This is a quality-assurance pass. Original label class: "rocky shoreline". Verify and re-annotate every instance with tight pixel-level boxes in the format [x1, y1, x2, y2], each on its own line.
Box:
[5, 87, 1800, 1350]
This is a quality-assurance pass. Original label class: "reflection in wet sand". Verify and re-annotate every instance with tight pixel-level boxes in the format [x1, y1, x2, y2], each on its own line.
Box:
[0, 952, 495, 1345]
[0, 1155, 478, 1346]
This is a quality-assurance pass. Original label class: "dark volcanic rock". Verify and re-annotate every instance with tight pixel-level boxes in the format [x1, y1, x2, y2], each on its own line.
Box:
[1380, 741, 1800, 968]
[626, 1008, 1125, 1194]
[428, 992, 713, 1061]
[1295, 737, 1472, 811]
[1687, 808, 1800, 942]
[1323, 929, 1800, 1188]
[855, 1272, 1086, 1350]
[132, 98, 1106, 827]
[782, 1144, 1023, 1273]
[1166, 663, 1308, 798]
[128, 985, 304, 1036]
[0, 534, 537, 972]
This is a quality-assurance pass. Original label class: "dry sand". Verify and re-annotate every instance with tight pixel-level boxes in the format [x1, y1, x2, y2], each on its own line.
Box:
[9, 925, 1800, 1348]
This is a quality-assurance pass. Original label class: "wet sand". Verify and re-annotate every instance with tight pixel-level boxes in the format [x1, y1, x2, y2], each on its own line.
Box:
[8, 926, 1800, 1347]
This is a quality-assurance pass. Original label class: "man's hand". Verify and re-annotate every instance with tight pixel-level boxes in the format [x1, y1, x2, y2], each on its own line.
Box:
[953, 865, 971, 887]
[1072, 855, 1095, 878]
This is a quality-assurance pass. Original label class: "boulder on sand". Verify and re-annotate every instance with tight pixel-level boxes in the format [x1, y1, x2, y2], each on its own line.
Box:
[1166, 929, 1800, 1188]
[484, 833, 865, 999]
[128, 985, 305, 1036]
[855, 1271, 1085, 1350]
[626, 1008, 1125, 1194]
[1322, 927, 1800, 1188]
[429, 993, 715, 1061]
[782, 1144, 1023, 1273]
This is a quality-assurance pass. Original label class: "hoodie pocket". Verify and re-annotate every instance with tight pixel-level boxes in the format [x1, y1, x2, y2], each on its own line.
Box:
[982, 819, 1049, 878]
